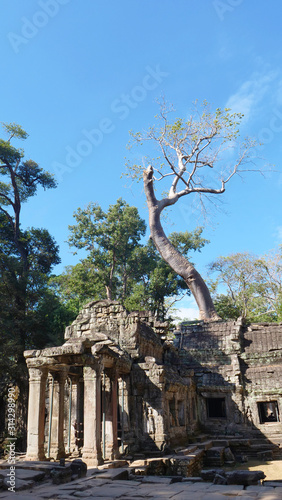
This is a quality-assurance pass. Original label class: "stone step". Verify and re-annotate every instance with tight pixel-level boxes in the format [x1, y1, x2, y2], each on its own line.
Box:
[188, 434, 209, 444]
[131, 448, 205, 478]
[249, 438, 278, 445]
[203, 447, 225, 467]
[132, 453, 146, 460]
[100, 459, 129, 469]
[196, 440, 213, 451]
[175, 445, 198, 455]
[249, 442, 278, 449]
[212, 440, 230, 447]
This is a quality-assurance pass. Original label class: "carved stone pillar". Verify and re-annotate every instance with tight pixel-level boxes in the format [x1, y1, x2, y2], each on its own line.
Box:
[68, 377, 80, 456]
[82, 364, 103, 465]
[111, 373, 119, 458]
[104, 369, 119, 460]
[49, 369, 68, 459]
[26, 366, 48, 461]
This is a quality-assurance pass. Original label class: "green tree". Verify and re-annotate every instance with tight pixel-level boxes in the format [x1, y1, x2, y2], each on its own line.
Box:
[58, 198, 208, 319]
[67, 198, 146, 301]
[124, 229, 208, 319]
[209, 250, 282, 322]
[0, 122, 60, 417]
[125, 101, 259, 320]
[50, 259, 105, 314]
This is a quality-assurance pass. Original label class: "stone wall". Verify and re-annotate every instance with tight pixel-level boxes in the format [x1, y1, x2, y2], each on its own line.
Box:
[240, 323, 282, 442]
[177, 320, 282, 442]
[23, 301, 282, 463]
[65, 300, 165, 362]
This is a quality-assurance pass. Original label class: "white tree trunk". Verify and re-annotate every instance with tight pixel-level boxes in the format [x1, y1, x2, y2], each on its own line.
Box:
[143, 166, 220, 321]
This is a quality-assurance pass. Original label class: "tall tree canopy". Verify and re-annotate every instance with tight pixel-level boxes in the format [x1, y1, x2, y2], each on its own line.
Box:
[0, 123, 63, 383]
[54, 199, 208, 320]
[209, 249, 282, 322]
[125, 101, 259, 320]
[67, 198, 147, 301]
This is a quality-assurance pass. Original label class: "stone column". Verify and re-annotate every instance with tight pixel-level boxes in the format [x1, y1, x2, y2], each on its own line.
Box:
[118, 374, 131, 453]
[26, 366, 48, 461]
[82, 364, 103, 466]
[68, 376, 80, 456]
[111, 373, 119, 458]
[104, 369, 119, 460]
[48, 369, 68, 459]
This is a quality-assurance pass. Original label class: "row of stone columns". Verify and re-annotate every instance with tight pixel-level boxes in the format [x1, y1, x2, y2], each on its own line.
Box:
[25, 361, 125, 465]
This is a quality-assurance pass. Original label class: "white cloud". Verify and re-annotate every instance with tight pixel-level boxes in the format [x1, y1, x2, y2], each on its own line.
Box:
[226, 71, 277, 122]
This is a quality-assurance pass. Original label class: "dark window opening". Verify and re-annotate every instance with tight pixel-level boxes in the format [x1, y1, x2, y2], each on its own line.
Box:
[206, 397, 226, 418]
[192, 397, 197, 421]
[178, 400, 185, 426]
[257, 401, 280, 423]
[169, 398, 176, 426]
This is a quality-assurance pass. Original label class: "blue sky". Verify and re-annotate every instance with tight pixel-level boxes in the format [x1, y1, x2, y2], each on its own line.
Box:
[1, 0, 282, 319]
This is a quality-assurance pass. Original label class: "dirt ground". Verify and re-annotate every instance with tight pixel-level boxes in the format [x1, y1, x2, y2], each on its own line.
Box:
[230, 459, 282, 480]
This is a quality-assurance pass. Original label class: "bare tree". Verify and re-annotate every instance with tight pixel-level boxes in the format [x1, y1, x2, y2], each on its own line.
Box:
[126, 101, 259, 320]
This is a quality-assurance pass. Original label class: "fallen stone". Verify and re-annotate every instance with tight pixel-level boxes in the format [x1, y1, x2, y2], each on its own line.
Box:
[263, 480, 282, 487]
[71, 459, 87, 478]
[223, 447, 235, 464]
[213, 473, 228, 485]
[50, 465, 72, 484]
[225, 470, 265, 485]
[201, 469, 225, 482]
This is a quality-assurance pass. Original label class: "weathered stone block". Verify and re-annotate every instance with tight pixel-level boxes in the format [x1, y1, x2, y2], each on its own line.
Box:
[225, 470, 265, 485]
[70, 459, 87, 478]
[50, 466, 72, 484]
[201, 469, 225, 482]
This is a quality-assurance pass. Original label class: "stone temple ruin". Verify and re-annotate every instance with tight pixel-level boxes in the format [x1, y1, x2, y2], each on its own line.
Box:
[24, 300, 282, 473]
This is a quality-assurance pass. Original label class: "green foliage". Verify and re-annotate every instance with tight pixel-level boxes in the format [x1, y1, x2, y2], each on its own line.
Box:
[68, 198, 146, 301]
[210, 250, 282, 322]
[0, 122, 61, 387]
[213, 294, 242, 321]
[1, 122, 29, 141]
[125, 100, 248, 189]
[51, 260, 105, 311]
[57, 200, 208, 320]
